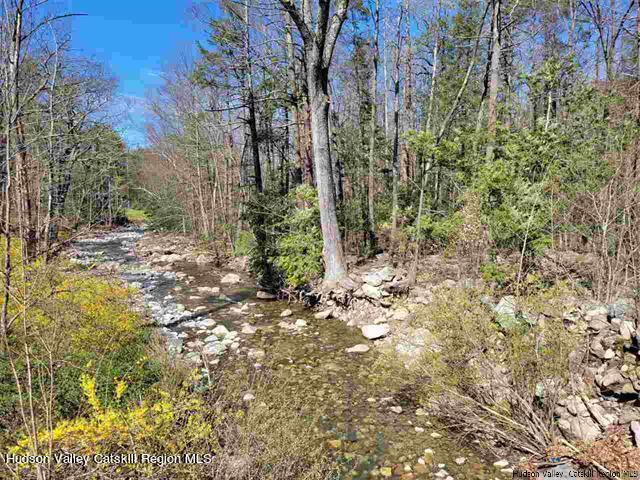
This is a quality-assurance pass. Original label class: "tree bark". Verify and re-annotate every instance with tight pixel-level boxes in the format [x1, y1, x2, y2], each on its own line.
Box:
[367, 0, 380, 252]
[485, 0, 501, 160]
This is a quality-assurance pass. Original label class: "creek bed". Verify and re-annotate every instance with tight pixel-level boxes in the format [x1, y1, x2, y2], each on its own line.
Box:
[70, 227, 513, 479]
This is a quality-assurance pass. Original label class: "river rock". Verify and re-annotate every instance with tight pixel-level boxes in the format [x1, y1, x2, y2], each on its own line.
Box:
[280, 309, 293, 317]
[314, 308, 334, 320]
[362, 283, 383, 300]
[257, 290, 277, 300]
[294, 319, 307, 328]
[197, 286, 220, 295]
[221, 273, 241, 284]
[241, 324, 257, 334]
[211, 325, 230, 338]
[363, 272, 383, 287]
[346, 344, 370, 353]
[361, 324, 390, 340]
[247, 348, 265, 360]
[379, 266, 395, 282]
[392, 308, 411, 321]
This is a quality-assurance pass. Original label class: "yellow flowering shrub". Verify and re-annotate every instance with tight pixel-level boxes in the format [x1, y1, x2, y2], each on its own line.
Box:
[11, 374, 218, 475]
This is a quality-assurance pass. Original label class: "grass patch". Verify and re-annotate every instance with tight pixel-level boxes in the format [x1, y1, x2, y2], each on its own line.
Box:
[124, 208, 149, 223]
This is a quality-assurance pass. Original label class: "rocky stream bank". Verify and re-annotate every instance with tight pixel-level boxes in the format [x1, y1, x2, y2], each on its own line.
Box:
[67, 227, 639, 478]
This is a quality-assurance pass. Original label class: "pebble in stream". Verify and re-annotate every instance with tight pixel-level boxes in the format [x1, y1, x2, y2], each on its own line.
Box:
[70, 227, 513, 480]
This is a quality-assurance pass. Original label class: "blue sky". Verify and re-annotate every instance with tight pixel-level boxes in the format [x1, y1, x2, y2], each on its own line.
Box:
[68, 0, 204, 148]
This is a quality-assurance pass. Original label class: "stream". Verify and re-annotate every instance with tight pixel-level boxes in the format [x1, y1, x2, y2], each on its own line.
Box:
[69, 227, 515, 480]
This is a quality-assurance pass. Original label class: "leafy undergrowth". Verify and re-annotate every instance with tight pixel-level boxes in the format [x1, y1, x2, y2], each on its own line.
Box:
[1, 245, 336, 479]
[124, 207, 150, 224]
[374, 281, 582, 459]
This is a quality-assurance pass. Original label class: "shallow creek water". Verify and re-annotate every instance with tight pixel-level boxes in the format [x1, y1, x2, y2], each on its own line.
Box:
[70, 228, 514, 480]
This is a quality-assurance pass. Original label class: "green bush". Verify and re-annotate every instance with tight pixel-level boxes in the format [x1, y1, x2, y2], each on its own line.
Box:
[273, 185, 323, 287]
[54, 330, 162, 418]
[233, 230, 256, 257]
[408, 284, 579, 455]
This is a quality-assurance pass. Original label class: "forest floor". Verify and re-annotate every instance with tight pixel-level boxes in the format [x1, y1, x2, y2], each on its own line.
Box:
[65, 227, 632, 479]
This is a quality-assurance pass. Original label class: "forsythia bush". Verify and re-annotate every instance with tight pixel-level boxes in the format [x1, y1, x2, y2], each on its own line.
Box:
[11, 375, 219, 476]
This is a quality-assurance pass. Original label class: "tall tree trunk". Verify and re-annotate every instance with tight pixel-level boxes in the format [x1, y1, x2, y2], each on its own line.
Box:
[425, 0, 440, 133]
[367, 0, 380, 253]
[308, 70, 346, 280]
[485, 0, 501, 160]
[390, 5, 404, 240]
[279, 0, 350, 282]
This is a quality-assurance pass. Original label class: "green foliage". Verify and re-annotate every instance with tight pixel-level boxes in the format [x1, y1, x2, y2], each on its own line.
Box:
[233, 230, 256, 257]
[407, 284, 580, 454]
[54, 332, 162, 418]
[124, 208, 149, 223]
[273, 186, 323, 288]
[140, 181, 190, 232]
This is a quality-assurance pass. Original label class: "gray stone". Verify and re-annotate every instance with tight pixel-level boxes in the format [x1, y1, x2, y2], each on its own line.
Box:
[211, 325, 230, 338]
[339, 276, 359, 291]
[600, 371, 625, 388]
[392, 308, 411, 321]
[609, 300, 632, 320]
[345, 344, 370, 353]
[256, 290, 277, 300]
[378, 266, 396, 282]
[589, 317, 610, 331]
[221, 273, 241, 284]
[166, 336, 183, 354]
[363, 272, 384, 287]
[294, 319, 307, 328]
[362, 283, 383, 300]
[203, 342, 226, 356]
[361, 324, 390, 340]
[569, 416, 600, 441]
[280, 309, 293, 317]
[314, 308, 334, 320]
[621, 321, 634, 340]
[241, 325, 257, 334]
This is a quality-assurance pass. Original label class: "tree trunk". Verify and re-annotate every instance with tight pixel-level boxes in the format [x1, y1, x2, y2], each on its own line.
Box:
[485, 0, 501, 160]
[308, 69, 347, 281]
[279, 0, 350, 282]
[367, 0, 380, 253]
[390, 5, 404, 240]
